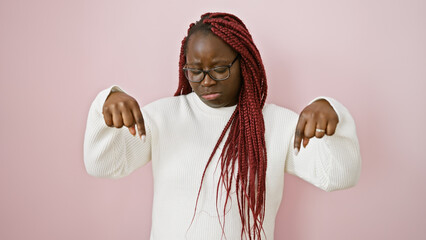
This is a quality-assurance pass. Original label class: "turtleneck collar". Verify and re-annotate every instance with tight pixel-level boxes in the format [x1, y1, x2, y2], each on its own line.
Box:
[187, 92, 237, 117]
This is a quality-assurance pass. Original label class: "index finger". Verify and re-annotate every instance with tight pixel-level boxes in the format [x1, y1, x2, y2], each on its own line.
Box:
[293, 115, 307, 155]
[131, 107, 146, 139]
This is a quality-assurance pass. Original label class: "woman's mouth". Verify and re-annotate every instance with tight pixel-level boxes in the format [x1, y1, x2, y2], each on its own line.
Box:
[201, 93, 221, 100]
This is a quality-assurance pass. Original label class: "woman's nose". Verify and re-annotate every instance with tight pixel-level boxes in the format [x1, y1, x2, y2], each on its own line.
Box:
[201, 74, 217, 87]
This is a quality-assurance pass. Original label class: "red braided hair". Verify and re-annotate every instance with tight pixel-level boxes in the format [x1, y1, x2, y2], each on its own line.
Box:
[174, 13, 268, 240]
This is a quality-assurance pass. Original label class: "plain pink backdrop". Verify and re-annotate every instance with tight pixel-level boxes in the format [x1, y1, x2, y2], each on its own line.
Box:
[1, 0, 425, 239]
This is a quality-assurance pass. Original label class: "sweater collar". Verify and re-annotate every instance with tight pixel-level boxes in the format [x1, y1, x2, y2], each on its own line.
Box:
[187, 92, 237, 117]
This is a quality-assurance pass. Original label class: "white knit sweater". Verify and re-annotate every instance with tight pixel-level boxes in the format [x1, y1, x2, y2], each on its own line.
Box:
[84, 85, 361, 240]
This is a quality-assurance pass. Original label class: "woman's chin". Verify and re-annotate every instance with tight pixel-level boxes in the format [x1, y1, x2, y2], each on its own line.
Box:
[198, 97, 224, 108]
[202, 99, 238, 108]
[202, 99, 223, 108]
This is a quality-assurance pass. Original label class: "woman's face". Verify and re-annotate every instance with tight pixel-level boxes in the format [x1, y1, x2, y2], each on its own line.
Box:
[185, 31, 241, 108]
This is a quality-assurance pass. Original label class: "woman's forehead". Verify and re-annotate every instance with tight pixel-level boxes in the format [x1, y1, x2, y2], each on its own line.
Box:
[186, 31, 235, 60]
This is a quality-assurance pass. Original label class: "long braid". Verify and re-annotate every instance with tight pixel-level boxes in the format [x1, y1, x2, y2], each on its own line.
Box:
[175, 13, 268, 240]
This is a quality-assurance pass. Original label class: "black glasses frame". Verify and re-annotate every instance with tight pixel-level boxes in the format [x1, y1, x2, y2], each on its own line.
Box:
[183, 54, 240, 83]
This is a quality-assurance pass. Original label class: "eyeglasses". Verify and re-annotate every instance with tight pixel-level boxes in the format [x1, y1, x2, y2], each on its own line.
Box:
[183, 54, 240, 83]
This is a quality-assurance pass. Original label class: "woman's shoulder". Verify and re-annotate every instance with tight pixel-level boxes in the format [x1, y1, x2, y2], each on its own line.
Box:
[141, 93, 193, 116]
[262, 103, 300, 135]
[143, 94, 186, 106]
[263, 103, 298, 120]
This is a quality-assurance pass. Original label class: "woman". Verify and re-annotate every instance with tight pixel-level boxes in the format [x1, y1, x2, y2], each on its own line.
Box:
[84, 12, 361, 240]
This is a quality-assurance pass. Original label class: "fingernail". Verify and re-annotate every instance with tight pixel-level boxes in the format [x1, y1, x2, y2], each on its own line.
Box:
[294, 148, 299, 156]
[141, 134, 146, 143]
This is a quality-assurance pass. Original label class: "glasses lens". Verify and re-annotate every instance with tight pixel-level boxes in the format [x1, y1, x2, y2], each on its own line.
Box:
[210, 67, 230, 80]
[184, 69, 203, 82]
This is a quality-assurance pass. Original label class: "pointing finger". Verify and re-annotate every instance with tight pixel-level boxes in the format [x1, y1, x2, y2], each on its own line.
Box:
[132, 107, 146, 140]
[302, 118, 316, 148]
[294, 115, 307, 155]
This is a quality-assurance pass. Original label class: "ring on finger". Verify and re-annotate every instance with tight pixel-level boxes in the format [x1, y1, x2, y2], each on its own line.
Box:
[315, 128, 326, 133]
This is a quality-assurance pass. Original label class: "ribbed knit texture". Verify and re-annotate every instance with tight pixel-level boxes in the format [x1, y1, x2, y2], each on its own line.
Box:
[83, 85, 361, 240]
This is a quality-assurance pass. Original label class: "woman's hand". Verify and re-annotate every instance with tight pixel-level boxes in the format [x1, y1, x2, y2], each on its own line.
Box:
[293, 99, 339, 155]
[102, 91, 146, 141]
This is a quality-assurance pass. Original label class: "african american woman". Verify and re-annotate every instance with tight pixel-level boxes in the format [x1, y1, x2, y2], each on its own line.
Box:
[84, 12, 361, 240]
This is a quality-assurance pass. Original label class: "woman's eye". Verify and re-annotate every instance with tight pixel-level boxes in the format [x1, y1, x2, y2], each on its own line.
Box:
[190, 69, 203, 75]
[214, 67, 227, 73]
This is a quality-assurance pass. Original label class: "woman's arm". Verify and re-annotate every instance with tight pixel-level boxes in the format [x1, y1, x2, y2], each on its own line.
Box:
[284, 97, 361, 192]
[83, 85, 152, 179]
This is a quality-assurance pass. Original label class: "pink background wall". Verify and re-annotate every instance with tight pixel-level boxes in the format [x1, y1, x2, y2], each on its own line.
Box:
[1, 0, 425, 239]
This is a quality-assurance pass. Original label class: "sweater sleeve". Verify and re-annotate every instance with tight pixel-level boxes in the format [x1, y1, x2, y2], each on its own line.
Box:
[83, 85, 152, 179]
[284, 97, 362, 192]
